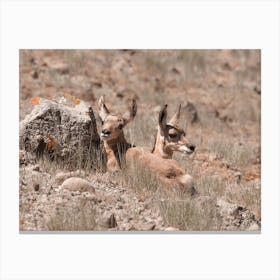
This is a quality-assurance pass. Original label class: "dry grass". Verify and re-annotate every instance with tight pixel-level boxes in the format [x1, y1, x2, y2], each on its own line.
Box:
[226, 181, 261, 218]
[158, 197, 221, 231]
[35, 136, 106, 175]
[47, 201, 97, 231]
[20, 49, 261, 231]
[119, 156, 226, 230]
[209, 140, 254, 167]
[156, 174, 227, 230]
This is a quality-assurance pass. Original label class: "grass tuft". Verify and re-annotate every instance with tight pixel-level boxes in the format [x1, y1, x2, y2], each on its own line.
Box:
[47, 201, 97, 231]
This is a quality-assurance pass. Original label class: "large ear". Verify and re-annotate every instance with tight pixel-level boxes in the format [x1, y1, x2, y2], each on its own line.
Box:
[158, 104, 168, 135]
[122, 99, 137, 125]
[168, 104, 181, 125]
[98, 95, 110, 121]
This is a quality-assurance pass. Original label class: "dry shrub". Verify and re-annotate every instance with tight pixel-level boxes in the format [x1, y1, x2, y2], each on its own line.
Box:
[38, 138, 106, 175]
[195, 174, 227, 197]
[47, 201, 97, 231]
[226, 181, 261, 218]
[159, 196, 221, 231]
[209, 140, 254, 166]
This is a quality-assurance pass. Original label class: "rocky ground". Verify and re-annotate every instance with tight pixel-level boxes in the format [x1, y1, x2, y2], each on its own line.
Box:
[19, 50, 261, 231]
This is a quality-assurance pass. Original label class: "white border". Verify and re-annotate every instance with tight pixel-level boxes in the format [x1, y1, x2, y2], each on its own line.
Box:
[1, 1, 279, 279]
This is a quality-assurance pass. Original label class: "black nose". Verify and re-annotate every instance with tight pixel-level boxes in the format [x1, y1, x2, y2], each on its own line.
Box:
[102, 129, 111, 135]
[189, 145, 195, 151]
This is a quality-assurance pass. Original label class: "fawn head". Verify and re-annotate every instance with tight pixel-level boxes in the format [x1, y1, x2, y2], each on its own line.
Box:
[98, 95, 137, 141]
[157, 104, 195, 155]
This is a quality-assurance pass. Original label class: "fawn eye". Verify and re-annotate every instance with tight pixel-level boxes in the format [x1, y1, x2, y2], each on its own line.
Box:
[118, 124, 123, 129]
[169, 133, 177, 138]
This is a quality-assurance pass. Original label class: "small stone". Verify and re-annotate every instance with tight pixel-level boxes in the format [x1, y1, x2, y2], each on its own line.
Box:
[248, 223, 260, 231]
[32, 71, 39, 79]
[106, 213, 118, 228]
[32, 165, 40, 172]
[165, 227, 179, 231]
[19, 150, 27, 165]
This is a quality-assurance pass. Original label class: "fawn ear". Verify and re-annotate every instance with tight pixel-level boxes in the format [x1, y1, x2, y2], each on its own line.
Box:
[98, 95, 110, 121]
[158, 104, 168, 135]
[122, 99, 137, 125]
[169, 104, 181, 126]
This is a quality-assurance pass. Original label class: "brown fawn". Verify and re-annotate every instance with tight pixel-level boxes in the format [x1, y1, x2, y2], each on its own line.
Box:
[152, 104, 195, 159]
[98, 96, 196, 195]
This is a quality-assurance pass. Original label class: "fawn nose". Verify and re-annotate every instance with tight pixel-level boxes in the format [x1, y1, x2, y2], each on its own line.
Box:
[189, 145, 195, 152]
[102, 129, 111, 135]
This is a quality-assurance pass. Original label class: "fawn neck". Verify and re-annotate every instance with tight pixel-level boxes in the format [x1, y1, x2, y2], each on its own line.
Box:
[152, 127, 173, 159]
[104, 131, 132, 168]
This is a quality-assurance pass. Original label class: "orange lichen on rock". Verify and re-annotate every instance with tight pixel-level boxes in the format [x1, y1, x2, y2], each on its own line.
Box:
[63, 92, 74, 100]
[63, 92, 80, 105]
[31, 96, 40, 105]
[47, 134, 56, 152]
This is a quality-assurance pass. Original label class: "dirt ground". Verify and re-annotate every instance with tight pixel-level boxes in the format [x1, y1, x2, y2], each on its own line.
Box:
[19, 50, 261, 231]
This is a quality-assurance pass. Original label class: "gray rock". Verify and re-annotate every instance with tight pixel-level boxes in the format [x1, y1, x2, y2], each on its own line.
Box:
[19, 98, 106, 171]
[61, 177, 95, 193]
[164, 227, 179, 231]
[97, 212, 118, 229]
[106, 213, 118, 228]
[216, 199, 260, 230]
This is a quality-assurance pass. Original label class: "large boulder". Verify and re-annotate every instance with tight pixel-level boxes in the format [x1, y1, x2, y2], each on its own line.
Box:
[19, 97, 106, 171]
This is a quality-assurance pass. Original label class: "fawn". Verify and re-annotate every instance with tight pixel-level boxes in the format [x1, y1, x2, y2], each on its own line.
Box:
[98, 96, 196, 195]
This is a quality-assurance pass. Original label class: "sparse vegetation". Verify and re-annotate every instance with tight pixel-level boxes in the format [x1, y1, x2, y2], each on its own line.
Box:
[47, 201, 97, 231]
[158, 197, 221, 231]
[19, 50, 261, 231]
[209, 140, 253, 167]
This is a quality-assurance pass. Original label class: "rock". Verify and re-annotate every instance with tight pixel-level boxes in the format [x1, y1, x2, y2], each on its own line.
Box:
[19, 98, 106, 171]
[61, 177, 95, 193]
[32, 165, 40, 172]
[54, 170, 86, 185]
[106, 213, 118, 228]
[248, 223, 260, 231]
[131, 222, 156, 231]
[164, 227, 179, 231]
[19, 150, 26, 165]
[32, 70, 39, 79]
[97, 212, 118, 229]
[216, 199, 260, 230]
